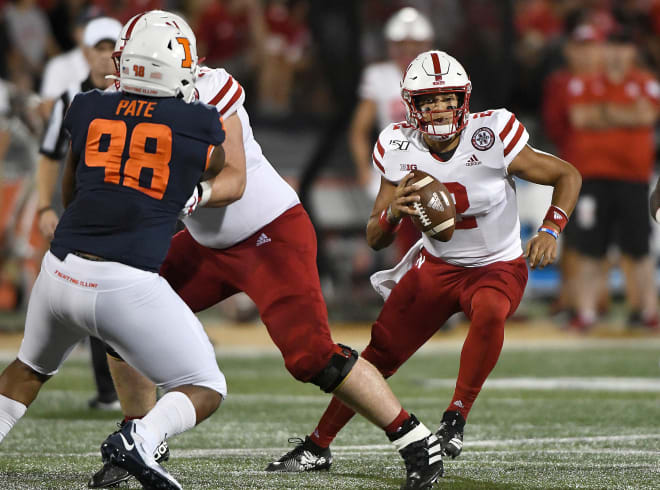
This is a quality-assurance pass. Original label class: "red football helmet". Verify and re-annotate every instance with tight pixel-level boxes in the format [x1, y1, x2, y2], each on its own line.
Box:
[400, 51, 471, 139]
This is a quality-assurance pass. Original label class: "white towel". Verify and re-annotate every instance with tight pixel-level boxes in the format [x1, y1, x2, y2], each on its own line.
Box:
[370, 239, 424, 301]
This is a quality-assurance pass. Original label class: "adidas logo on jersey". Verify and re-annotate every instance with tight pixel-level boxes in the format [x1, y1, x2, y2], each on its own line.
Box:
[256, 233, 271, 247]
[453, 400, 464, 408]
[465, 154, 481, 166]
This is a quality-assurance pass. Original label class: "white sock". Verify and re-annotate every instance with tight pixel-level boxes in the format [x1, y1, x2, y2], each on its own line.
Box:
[0, 394, 27, 443]
[137, 391, 196, 454]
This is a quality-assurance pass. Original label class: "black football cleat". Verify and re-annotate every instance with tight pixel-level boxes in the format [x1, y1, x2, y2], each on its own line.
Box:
[265, 436, 332, 472]
[389, 414, 443, 490]
[89, 422, 170, 488]
[435, 410, 465, 459]
[100, 421, 180, 490]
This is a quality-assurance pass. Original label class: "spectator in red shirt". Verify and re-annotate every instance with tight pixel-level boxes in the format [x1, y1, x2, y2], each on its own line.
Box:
[568, 28, 659, 330]
[195, 0, 265, 83]
[542, 23, 608, 321]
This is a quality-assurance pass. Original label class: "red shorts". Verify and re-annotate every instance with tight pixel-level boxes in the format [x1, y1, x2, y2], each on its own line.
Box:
[160, 204, 335, 381]
[362, 250, 528, 377]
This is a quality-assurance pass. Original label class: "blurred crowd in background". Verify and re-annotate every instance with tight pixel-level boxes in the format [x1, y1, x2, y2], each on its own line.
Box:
[0, 0, 659, 329]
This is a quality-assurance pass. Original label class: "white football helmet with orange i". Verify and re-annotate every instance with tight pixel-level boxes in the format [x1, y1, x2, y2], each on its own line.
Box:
[113, 10, 196, 65]
[119, 25, 198, 102]
[401, 50, 471, 140]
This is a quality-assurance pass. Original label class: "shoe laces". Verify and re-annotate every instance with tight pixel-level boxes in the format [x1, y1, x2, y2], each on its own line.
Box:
[279, 437, 307, 460]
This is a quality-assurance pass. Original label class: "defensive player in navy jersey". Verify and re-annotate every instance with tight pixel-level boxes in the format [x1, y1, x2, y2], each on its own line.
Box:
[0, 26, 226, 490]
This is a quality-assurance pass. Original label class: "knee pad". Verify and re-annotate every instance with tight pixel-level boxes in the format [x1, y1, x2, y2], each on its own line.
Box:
[310, 343, 358, 393]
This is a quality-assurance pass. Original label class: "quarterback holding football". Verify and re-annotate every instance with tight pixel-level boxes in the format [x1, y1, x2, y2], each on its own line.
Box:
[266, 50, 582, 476]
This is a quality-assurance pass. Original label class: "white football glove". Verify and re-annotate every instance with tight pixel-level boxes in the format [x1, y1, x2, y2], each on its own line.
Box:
[179, 181, 212, 219]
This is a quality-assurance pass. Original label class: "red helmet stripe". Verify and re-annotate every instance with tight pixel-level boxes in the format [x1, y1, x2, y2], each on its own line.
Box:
[430, 52, 442, 81]
[125, 13, 145, 39]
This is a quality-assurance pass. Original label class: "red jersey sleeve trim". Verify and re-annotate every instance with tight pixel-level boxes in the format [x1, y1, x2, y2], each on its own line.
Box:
[499, 114, 516, 141]
[503, 124, 524, 157]
[372, 151, 385, 173]
[376, 139, 385, 158]
[209, 77, 235, 107]
[219, 85, 243, 116]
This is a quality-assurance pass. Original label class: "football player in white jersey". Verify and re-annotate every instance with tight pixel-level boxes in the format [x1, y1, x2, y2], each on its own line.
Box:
[90, 11, 444, 490]
[268, 51, 582, 472]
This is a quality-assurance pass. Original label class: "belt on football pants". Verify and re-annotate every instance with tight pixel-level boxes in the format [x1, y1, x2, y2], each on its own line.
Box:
[72, 251, 110, 262]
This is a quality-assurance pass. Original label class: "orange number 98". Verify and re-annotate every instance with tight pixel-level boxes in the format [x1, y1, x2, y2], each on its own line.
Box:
[84, 119, 172, 200]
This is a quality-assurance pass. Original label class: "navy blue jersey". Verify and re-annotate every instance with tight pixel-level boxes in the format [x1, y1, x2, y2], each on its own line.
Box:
[50, 90, 225, 271]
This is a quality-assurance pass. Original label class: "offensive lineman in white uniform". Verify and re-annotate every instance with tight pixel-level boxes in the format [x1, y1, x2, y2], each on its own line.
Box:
[267, 51, 582, 473]
[90, 11, 445, 490]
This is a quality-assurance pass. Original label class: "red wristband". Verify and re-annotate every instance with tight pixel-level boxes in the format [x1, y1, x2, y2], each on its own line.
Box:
[544, 205, 568, 232]
[378, 209, 402, 233]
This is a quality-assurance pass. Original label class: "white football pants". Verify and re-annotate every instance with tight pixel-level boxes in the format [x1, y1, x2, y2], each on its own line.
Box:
[18, 251, 226, 397]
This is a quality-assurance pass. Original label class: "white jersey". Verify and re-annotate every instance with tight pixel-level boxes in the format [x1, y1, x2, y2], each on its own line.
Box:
[358, 61, 408, 199]
[373, 109, 529, 267]
[183, 67, 299, 249]
[358, 61, 407, 131]
[39, 48, 89, 100]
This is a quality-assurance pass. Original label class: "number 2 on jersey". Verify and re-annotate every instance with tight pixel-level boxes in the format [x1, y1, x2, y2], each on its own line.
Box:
[85, 119, 172, 200]
[443, 182, 477, 229]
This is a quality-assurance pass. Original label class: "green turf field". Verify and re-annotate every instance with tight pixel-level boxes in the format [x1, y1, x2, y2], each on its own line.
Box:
[0, 339, 659, 489]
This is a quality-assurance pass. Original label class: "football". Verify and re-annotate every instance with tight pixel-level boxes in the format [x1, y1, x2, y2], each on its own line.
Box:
[408, 170, 456, 241]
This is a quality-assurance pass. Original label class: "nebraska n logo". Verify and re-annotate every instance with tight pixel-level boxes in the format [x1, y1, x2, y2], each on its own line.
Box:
[415, 254, 426, 269]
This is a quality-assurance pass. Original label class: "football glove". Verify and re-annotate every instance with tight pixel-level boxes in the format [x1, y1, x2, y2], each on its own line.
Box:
[179, 181, 211, 219]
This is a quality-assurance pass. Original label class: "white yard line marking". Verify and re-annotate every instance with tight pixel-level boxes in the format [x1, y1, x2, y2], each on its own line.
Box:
[5, 434, 659, 459]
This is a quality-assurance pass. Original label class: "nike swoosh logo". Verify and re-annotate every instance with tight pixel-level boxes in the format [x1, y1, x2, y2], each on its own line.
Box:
[119, 433, 134, 451]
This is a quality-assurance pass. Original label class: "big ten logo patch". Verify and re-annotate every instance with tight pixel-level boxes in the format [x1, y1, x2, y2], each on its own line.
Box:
[400, 164, 418, 171]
